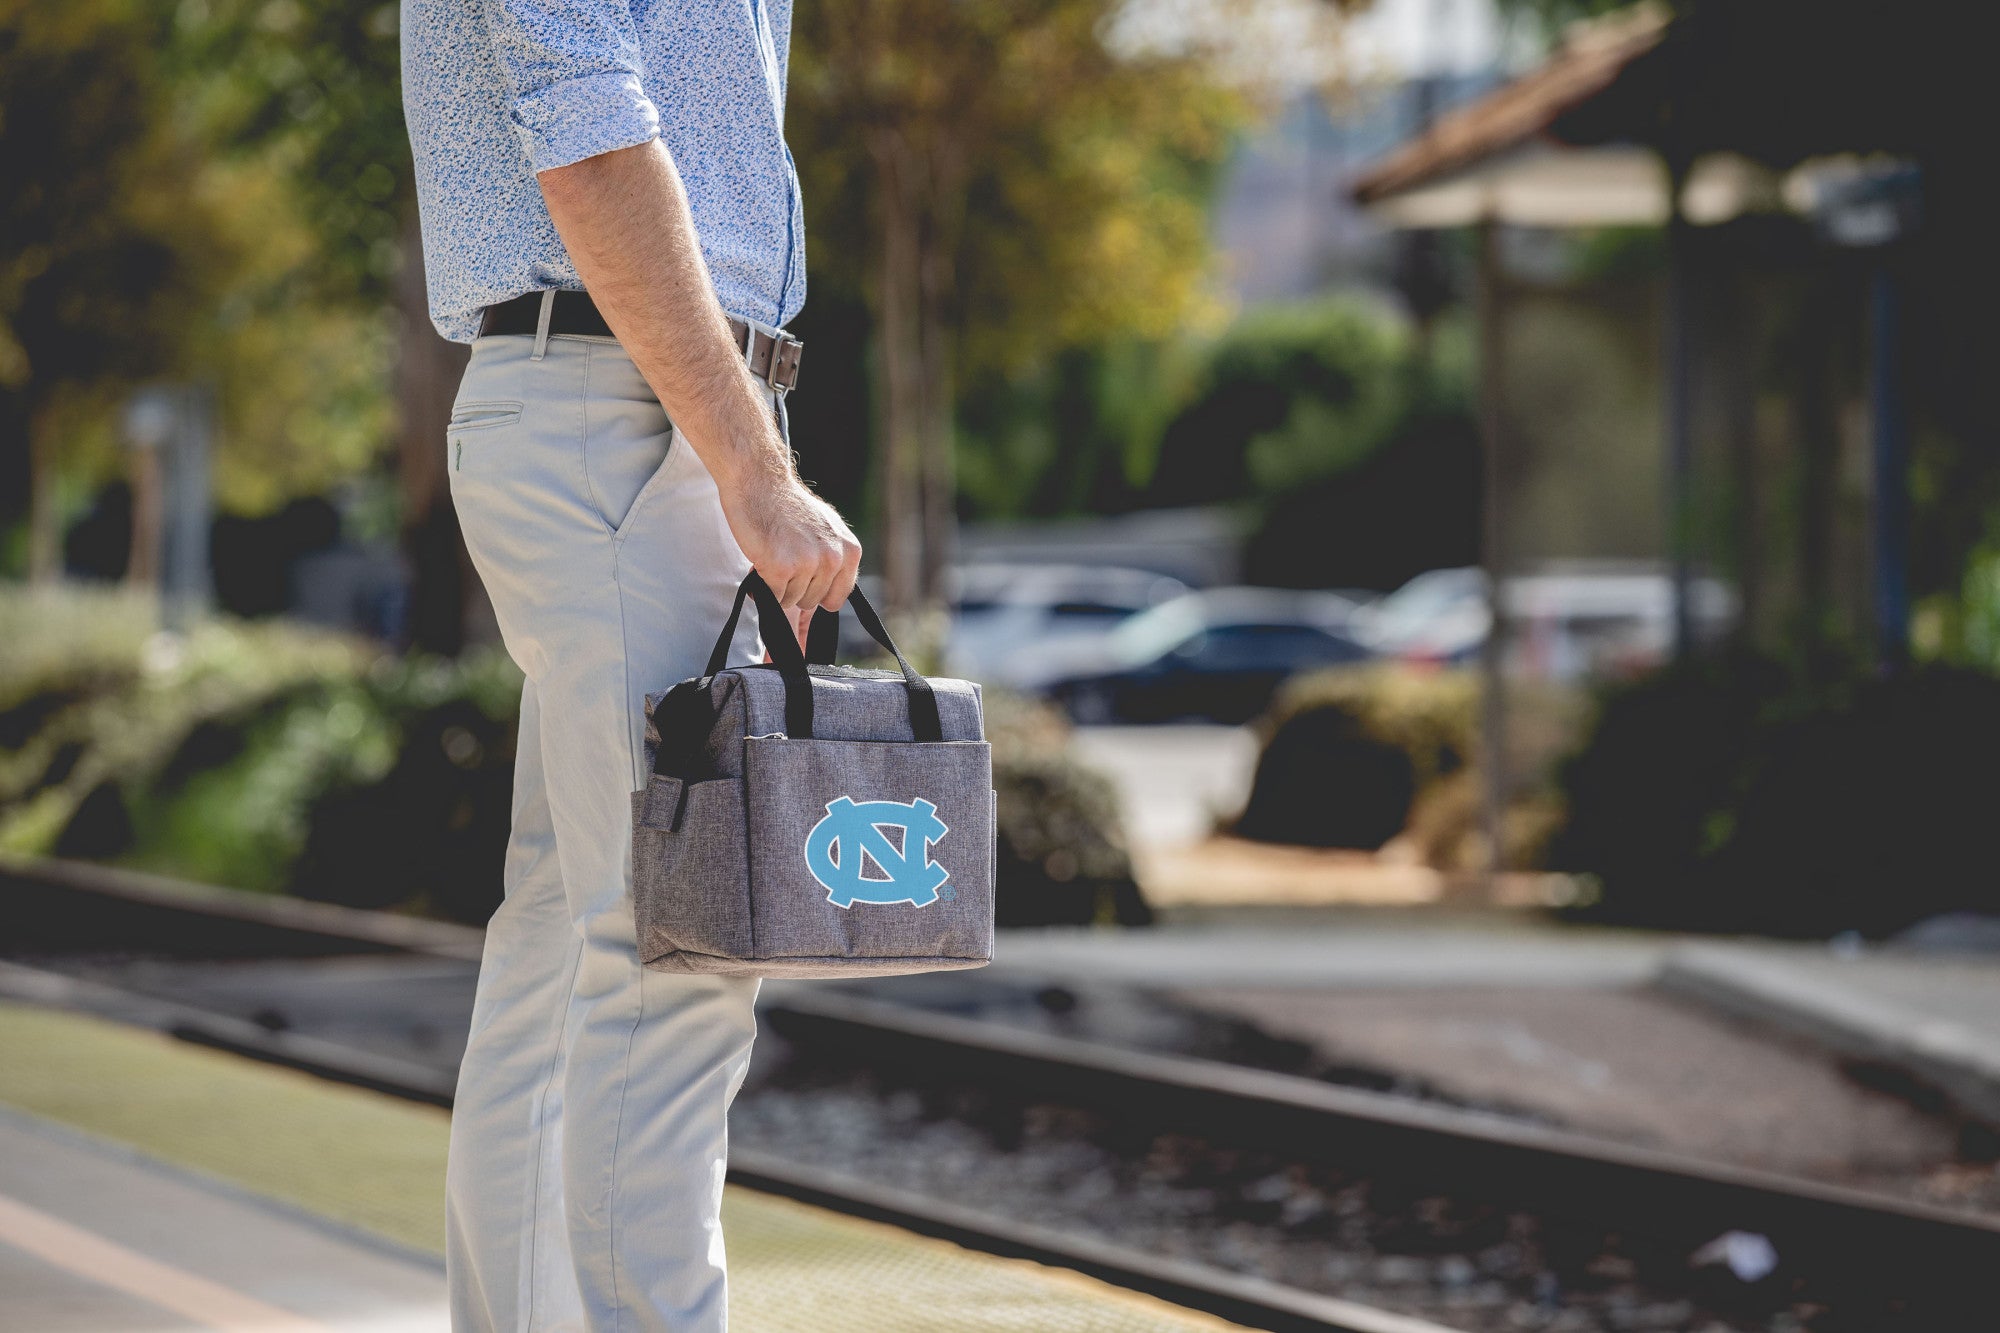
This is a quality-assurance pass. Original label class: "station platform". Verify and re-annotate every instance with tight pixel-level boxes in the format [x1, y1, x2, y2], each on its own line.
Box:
[0, 1002, 1245, 1333]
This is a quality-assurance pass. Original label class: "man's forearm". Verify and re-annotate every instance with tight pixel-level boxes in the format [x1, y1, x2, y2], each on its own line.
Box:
[537, 139, 790, 495]
[534, 138, 860, 619]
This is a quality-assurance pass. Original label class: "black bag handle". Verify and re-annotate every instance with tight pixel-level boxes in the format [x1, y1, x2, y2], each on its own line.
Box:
[702, 571, 942, 742]
[843, 583, 943, 742]
[705, 572, 815, 738]
[805, 606, 840, 665]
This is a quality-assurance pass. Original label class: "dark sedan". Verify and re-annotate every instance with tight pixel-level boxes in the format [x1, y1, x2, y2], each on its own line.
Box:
[1022, 588, 1372, 725]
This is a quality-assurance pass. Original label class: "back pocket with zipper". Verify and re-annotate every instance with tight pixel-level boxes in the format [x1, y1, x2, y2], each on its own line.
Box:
[448, 400, 523, 469]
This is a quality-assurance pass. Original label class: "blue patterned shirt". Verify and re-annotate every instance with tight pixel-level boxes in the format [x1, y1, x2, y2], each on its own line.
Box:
[401, 0, 806, 343]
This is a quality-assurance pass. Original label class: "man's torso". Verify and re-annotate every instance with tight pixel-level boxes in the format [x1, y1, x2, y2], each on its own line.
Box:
[401, 0, 806, 343]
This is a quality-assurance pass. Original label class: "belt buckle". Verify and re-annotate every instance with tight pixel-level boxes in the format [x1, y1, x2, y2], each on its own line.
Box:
[763, 328, 800, 395]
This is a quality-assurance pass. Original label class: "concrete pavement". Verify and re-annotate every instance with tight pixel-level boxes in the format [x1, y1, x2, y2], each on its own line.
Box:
[0, 1110, 446, 1333]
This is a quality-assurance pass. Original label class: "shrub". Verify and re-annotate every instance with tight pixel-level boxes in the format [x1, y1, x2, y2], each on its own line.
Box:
[1262, 665, 1479, 785]
[1235, 664, 1582, 866]
[0, 589, 372, 864]
[1235, 704, 1416, 850]
[3, 590, 1145, 929]
[1235, 665, 1475, 851]
[1551, 659, 2000, 936]
[984, 690, 1149, 926]
[1715, 666, 2000, 935]
[1546, 655, 1785, 928]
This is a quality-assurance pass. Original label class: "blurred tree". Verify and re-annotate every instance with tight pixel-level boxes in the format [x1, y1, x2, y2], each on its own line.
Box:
[178, 0, 467, 651]
[1, 1, 389, 585]
[177, 0, 408, 302]
[1, 0, 202, 580]
[789, 0, 1246, 613]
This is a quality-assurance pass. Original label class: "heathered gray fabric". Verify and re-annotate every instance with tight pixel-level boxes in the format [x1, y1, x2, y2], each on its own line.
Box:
[630, 776, 756, 963]
[633, 665, 995, 977]
[743, 736, 992, 960]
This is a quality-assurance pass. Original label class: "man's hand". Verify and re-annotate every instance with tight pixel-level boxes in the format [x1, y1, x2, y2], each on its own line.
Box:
[718, 455, 862, 637]
[536, 139, 860, 647]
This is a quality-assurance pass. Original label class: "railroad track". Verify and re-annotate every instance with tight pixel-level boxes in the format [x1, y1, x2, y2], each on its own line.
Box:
[0, 853, 1460, 1333]
[755, 985, 2000, 1290]
[5, 853, 1996, 1329]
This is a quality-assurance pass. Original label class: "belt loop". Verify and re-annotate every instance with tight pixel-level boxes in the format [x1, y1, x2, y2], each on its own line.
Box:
[530, 289, 555, 361]
[773, 388, 790, 448]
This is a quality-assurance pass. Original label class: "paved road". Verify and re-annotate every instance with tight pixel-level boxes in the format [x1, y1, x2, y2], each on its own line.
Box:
[1067, 724, 1259, 849]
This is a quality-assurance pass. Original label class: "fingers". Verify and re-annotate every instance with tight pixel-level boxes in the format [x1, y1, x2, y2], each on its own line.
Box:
[767, 539, 862, 616]
[763, 567, 808, 610]
[822, 537, 862, 611]
[741, 487, 862, 616]
[796, 553, 840, 618]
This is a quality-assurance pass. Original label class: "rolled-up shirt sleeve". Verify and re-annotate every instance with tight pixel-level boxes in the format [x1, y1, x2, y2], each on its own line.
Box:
[475, 0, 660, 173]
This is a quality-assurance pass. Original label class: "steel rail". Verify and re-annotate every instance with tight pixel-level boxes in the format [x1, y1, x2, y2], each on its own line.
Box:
[758, 987, 2000, 1290]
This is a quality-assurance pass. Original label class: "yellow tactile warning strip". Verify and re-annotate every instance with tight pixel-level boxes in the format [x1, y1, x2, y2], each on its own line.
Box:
[0, 1003, 1246, 1331]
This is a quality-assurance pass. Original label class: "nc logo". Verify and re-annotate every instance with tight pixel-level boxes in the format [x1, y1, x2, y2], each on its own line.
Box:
[803, 796, 950, 909]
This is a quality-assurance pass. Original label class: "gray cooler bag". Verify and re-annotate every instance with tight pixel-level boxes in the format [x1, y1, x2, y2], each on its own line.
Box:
[632, 572, 994, 977]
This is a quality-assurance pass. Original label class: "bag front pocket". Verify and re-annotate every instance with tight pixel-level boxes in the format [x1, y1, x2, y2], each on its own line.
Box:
[631, 774, 753, 967]
[741, 736, 994, 964]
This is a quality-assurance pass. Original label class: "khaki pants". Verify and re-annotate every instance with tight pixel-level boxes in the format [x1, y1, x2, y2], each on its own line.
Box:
[444, 324, 767, 1332]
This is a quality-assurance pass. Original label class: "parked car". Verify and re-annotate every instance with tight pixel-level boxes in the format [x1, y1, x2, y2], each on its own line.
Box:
[943, 563, 1190, 688]
[1021, 588, 1371, 724]
[1354, 563, 1737, 680]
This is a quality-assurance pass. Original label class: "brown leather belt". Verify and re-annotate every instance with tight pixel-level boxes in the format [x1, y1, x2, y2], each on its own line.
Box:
[478, 290, 803, 393]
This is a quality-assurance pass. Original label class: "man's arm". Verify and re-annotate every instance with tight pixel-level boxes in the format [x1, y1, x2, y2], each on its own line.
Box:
[538, 141, 859, 625]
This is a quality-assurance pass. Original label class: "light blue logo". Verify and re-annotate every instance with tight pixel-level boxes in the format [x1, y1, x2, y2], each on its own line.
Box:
[804, 796, 950, 908]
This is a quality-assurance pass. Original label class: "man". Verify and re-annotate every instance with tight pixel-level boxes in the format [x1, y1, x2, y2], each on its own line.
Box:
[400, 0, 858, 1326]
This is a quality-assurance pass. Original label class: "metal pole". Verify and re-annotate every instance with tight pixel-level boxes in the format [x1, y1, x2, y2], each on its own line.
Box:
[162, 384, 215, 632]
[1869, 260, 1909, 673]
[1663, 160, 1696, 661]
[1476, 219, 1508, 880]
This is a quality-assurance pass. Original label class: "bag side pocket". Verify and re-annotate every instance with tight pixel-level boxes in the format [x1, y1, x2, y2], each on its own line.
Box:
[631, 774, 754, 968]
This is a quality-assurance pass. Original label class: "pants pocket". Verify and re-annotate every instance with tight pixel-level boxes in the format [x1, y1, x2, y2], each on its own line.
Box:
[581, 348, 679, 539]
[449, 400, 524, 430]
[446, 400, 524, 472]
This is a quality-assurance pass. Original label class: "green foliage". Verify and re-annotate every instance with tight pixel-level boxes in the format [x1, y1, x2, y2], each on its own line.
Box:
[1263, 665, 1480, 786]
[1236, 666, 1470, 851]
[955, 294, 1464, 523]
[0, 584, 372, 859]
[2, 0, 206, 503]
[0, 586, 522, 904]
[1551, 657, 2000, 936]
[790, 0, 1242, 368]
[787, 0, 1245, 550]
[1240, 665, 1579, 869]
[954, 336, 1208, 518]
[1, 589, 1143, 924]
[1492, 0, 1662, 41]
[1, 0, 394, 537]
[1141, 295, 1455, 507]
[983, 690, 1149, 925]
[126, 678, 398, 891]
[1225, 299, 1422, 495]
[175, 0, 410, 301]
